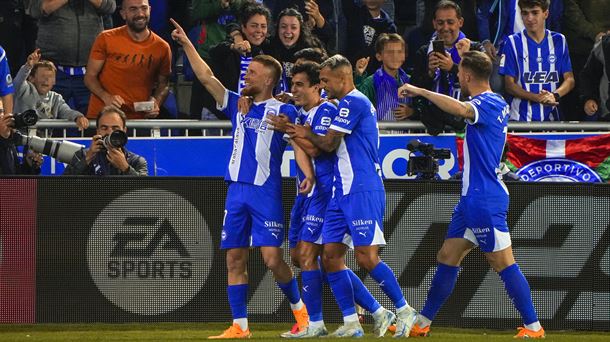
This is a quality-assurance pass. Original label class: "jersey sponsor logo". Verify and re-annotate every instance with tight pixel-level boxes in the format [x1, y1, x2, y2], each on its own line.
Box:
[87, 189, 213, 315]
[516, 158, 602, 182]
[304, 214, 324, 223]
[320, 116, 332, 127]
[339, 107, 350, 118]
[264, 220, 284, 228]
[334, 116, 351, 125]
[352, 219, 373, 226]
[522, 71, 560, 84]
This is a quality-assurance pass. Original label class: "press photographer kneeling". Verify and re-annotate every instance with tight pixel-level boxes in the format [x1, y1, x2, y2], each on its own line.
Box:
[63, 106, 148, 176]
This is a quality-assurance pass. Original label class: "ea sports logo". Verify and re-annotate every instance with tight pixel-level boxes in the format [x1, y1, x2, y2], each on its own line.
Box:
[87, 189, 213, 315]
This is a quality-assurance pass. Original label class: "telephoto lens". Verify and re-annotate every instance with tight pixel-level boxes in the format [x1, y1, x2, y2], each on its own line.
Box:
[102, 130, 128, 150]
[13, 109, 39, 129]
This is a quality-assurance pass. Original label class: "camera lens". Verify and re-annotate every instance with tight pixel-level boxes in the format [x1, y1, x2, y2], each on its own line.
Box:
[13, 109, 39, 129]
[102, 130, 128, 149]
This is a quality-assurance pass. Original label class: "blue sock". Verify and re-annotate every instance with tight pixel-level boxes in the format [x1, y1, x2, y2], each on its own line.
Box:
[227, 284, 248, 319]
[499, 263, 539, 325]
[347, 269, 381, 313]
[370, 261, 407, 309]
[420, 263, 460, 321]
[277, 277, 301, 305]
[326, 269, 357, 317]
[301, 270, 324, 322]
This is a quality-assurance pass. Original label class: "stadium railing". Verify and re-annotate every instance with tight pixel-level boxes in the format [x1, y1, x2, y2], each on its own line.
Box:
[29, 119, 610, 138]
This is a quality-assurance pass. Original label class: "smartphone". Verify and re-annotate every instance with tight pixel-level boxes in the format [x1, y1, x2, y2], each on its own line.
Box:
[432, 39, 445, 54]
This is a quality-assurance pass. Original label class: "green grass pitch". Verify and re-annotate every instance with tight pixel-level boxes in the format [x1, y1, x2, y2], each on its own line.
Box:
[0, 323, 608, 341]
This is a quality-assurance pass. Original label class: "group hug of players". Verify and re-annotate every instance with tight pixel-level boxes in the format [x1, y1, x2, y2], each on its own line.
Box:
[169, 16, 545, 339]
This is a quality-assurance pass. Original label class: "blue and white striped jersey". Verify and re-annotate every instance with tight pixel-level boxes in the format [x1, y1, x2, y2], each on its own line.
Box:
[0, 46, 14, 97]
[463, 91, 509, 198]
[219, 90, 299, 191]
[295, 101, 337, 198]
[499, 29, 572, 121]
[329, 89, 384, 197]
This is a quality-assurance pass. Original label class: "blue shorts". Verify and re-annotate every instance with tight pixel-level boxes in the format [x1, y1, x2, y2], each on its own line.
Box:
[221, 182, 284, 249]
[322, 190, 386, 247]
[288, 190, 332, 248]
[446, 195, 511, 253]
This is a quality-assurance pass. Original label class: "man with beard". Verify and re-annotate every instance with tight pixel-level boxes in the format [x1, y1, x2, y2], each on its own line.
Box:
[399, 50, 544, 339]
[170, 19, 312, 339]
[84, 0, 171, 120]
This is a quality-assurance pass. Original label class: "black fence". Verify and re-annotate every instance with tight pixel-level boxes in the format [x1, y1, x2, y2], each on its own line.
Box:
[1, 178, 608, 330]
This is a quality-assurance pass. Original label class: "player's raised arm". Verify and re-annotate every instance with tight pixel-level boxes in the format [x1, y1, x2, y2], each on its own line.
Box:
[170, 18, 226, 105]
[399, 83, 475, 120]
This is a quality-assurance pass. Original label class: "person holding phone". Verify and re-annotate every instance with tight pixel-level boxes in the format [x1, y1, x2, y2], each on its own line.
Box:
[410, 0, 485, 135]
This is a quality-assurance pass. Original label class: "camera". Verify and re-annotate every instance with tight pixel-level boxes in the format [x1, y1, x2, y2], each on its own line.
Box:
[13, 109, 39, 129]
[15, 132, 85, 164]
[101, 130, 128, 150]
[407, 139, 451, 179]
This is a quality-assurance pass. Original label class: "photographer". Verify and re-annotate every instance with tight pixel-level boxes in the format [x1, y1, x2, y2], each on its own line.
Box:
[0, 107, 42, 175]
[63, 106, 148, 175]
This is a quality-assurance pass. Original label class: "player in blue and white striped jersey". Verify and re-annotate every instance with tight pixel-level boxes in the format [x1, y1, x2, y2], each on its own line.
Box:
[399, 50, 545, 339]
[170, 19, 312, 339]
[288, 55, 417, 338]
[499, 0, 575, 121]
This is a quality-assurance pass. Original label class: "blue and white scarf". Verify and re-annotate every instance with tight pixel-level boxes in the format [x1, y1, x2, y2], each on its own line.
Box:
[237, 55, 253, 94]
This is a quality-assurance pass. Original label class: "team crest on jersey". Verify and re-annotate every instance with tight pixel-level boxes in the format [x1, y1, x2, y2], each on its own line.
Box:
[499, 54, 506, 68]
[516, 158, 602, 182]
[548, 54, 557, 64]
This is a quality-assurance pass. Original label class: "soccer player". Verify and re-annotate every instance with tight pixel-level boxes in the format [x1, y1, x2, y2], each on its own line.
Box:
[499, 0, 575, 121]
[287, 55, 417, 338]
[398, 50, 545, 339]
[170, 19, 311, 339]
[269, 61, 396, 338]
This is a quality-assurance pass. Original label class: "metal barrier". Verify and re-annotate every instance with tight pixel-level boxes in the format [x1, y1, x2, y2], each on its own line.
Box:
[29, 119, 610, 138]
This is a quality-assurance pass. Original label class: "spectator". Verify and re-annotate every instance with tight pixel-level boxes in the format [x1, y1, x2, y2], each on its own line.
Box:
[342, 0, 397, 75]
[63, 105, 148, 175]
[200, 2, 271, 120]
[188, 0, 247, 120]
[563, 0, 610, 120]
[476, 0, 564, 93]
[84, 0, 172, 120]
[499, 0, 575, 121]
[0, 45, 14, 114]
[268, 0, 335, 50]
[580, 34, 610, 121]
[28, 0, 116, 116]
[14, 49, 89, 130]
[411, 0, 484, 135]
[268, 8, 324, 93]
[355, 33, 413, 121]
[0, 0, 38, 76]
